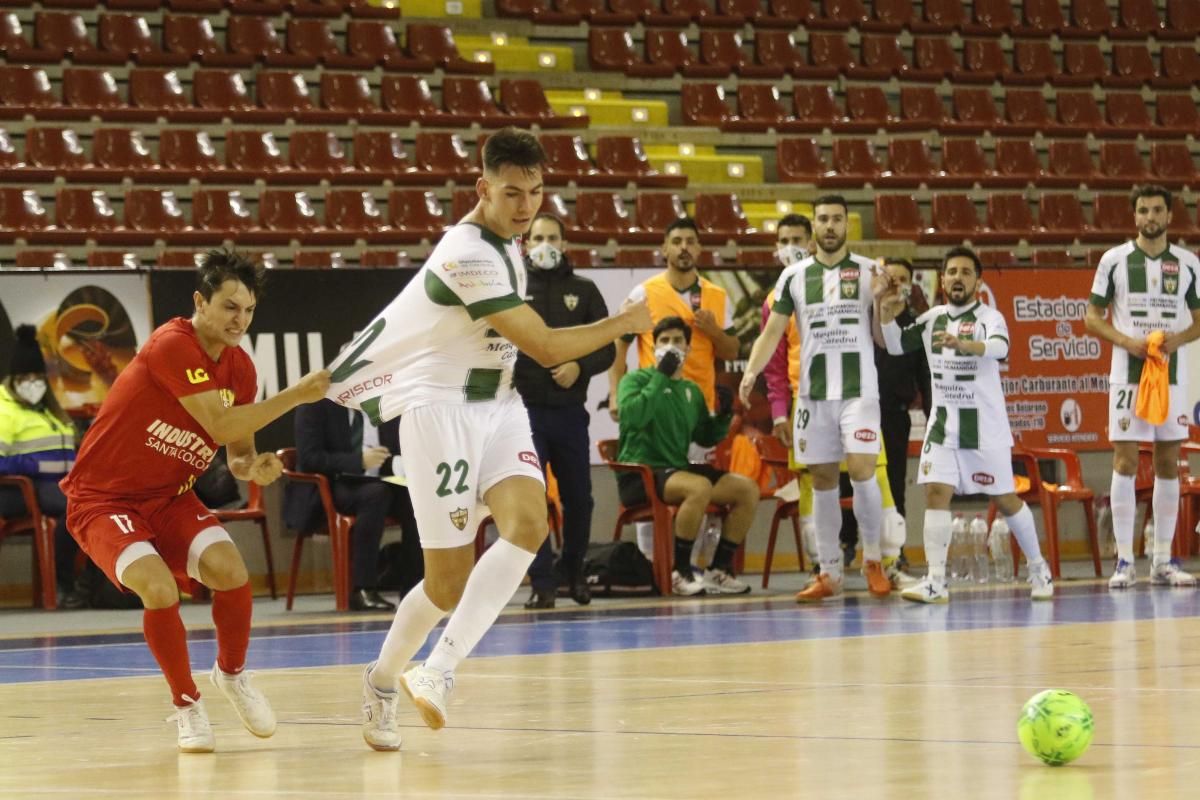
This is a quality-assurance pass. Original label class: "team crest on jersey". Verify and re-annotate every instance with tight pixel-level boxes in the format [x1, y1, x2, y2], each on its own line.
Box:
[219, 388, 235, 408]
[441, 260, 457, 272]
[958, 321, 976, 336]
[1119, 417, 1130, 431]
[449, 507, 468, 530]
[563, 293, 579, 311]
[797, 438, 806, 453]
[921, 460, 931, 475]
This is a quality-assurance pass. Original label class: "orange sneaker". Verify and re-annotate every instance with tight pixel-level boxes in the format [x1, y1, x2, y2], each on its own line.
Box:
[795, 572, 843, 603]
[864, 560, 892, 598]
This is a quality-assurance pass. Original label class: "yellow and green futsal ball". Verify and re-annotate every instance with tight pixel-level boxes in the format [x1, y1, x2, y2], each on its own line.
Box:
[1017, 690, 1094, 766]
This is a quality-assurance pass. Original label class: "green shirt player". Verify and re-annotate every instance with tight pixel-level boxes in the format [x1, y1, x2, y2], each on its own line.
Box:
[327, 127, 652, 751]
[1085, 184, 1200, 590]
[740, 194, 893, 603]
[878, 246, 1053, 603]
[616, 316, 760, 596]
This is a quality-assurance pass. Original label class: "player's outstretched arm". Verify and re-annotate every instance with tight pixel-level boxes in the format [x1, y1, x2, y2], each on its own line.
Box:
[180, 369, 331, 446]
[486, 300, 652, 368]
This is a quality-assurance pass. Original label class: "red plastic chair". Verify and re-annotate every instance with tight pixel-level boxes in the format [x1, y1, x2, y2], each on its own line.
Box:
[353, 130, 414, 177]
[1097, 141, 1148, 184]
[442, 77, 514, 126]
[94, 127, 156, 178]
[1066, 0, 1112, 36]
[694, 192, 768, 242]
[290, 129, 351, 179]
[62, 68, 127, 115]
[874, 194, 925, 239]
[899, 86, 946, 128]
[1116, 0, 1163, 37]
[0, 187, 53, 242]
[211, 481, 277, 599]
[986, 446, 1054, 577]
[926, 193, 992, 243]
[644, 29, 727, 78]
[413, 131, 478, 181]
[910, 0, 962, 31]
[753, 30, 804, 75]
[1016, 0, 1065, 35]
[912, 36, 957, 78]
[776, 137, 826, 182]
[226, 129, 289, 177]
[388, 189, 449, 241]
[790, 84, 843, 131]
[405, 23, 492, 74]
[594, 135, 686, 187]
[164, 16, 252, 67]
[1150, 143, 1198, 187]
[1038, 193, 1091, 241]
[379, 74, 457, 125]
[1157, 46, 1200, 89]
[99, 14, 186, 66]
[680, 82, 734, 127]
[277, 447, 353, 611]
[1165, 0, 1200, 37]
[804, 32, 852, 79]
[1109, 44, 1155, 87]
[993, 139, 1045, 183]
[0, 66, 58, 114]
[858, 34, 907, 80]
[25, 127, 89, 176]
[844, 85, 894, 129]
[258, 189, 322, 237]
[325, 189, 389, 235]
[35, 11, 123, 64]
[191, 188, 256, 237]
[958, 39, 1009, 83]
[827, 138, 881, 185]
[1055, 91, 1106, 136]
[318, 72, 377, 119]
[287, 18, 371, 68]
[192, 69, 257, 117]
[128, 68, 192, 116]
[0, 475, 57, 609]
[635, 192, 688, 236]
[159, 129, 225, 179]
[347, 20, 432, 70]
[947, 87, 1000, 134]
[500, 78, 580, 128]
[55, 187, 120, 238]
[256, 70, 319, 116]
[1060, 42, 1106, 85]
[755, 435, 804, 588]
[574, 192, 640, 241]
[730, 83, 793, 132]
[1045, 140, 1097, 185]
[228, 15, 308, 66]
[880, 139, 936, 187]
[1010, 40, 1058, 84]
[940, 138, 997, 186]
[123, 188, 189, 241]
[1156, 94, 1200, 137]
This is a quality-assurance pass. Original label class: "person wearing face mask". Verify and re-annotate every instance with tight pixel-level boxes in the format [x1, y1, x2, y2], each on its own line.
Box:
[513, 213, 615, 609]
[616, 316, 758, 596]
[0, 323, 85, 608]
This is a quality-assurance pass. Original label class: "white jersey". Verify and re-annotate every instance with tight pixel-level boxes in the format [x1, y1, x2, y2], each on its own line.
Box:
[1090, 241, 1200, 386]
[325, 222, 527, 422]
[771, 252, 878, 401]
[887, 300, 1012, 450]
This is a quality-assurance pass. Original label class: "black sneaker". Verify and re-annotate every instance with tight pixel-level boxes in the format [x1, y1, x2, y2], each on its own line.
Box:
[524, 589, 555, 609]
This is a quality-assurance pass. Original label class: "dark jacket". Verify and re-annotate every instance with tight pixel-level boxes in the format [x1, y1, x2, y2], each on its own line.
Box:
[283, 398, 401, 532]
[513, 255, 615, 407]
[875, 307, 932, 416]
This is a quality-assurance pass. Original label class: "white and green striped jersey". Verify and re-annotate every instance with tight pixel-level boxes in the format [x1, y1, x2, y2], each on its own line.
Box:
[887, 301, 1011, 450]
[1090, 241, 1200, 386]
[771, 252, 878, 401]
[325, 222, 527, 422]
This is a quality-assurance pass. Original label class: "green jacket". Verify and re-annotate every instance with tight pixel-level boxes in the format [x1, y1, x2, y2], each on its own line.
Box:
[617, 367, 730, 470]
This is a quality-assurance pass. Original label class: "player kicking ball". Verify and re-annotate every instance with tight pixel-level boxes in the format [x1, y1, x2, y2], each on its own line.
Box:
[876, 246, 1053, 604]
[323, 128, 652, 751]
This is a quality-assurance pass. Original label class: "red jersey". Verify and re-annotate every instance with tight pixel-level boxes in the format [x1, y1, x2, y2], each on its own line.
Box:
[62, 317, 257, 501]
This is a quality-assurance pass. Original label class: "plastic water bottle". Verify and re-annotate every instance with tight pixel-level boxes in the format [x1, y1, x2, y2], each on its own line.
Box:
[989, 518, 1013, 583]
[950, 513, 968, 582]
[1096, 496, 1115, 560]
[692, 514, 721, 570]
[970, 514, 990, 584]
[1142, 516, 1154, 557]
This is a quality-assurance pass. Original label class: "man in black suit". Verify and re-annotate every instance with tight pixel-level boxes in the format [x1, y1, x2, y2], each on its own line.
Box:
[285, 398, 423, 611]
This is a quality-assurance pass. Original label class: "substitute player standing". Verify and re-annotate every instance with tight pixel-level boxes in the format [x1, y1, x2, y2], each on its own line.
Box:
[329, 127, 651, 751]
[1085, 184, 1200, 589]
[877, 246, 1054, 603]
[61, 249, 331, 752]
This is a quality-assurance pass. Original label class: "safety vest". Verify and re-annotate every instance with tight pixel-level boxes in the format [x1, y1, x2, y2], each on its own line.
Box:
[0, 386, 75, 478]
[637, 272, 729, 410]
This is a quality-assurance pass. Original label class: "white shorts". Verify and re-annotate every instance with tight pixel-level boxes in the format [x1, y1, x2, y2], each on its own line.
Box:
[1108, 383, 1190, 442]
[399, 393, 545, 549]
[792, 396, 881, 465]
[917, 441, 1015, 496]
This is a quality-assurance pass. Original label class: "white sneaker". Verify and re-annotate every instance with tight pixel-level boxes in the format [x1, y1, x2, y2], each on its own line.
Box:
[1151, 559, 1197, 587]
[209, 663, 276, 738]
[1108, 559, 1136, 589]
[671, 569, 706, 596]
[1029, 562, 1054, 601]
[361, 661, 401, 751]
[401, 664, 454, 731]
[169, 695, 214, 753]
[900, 578, 949, 604]
[701, 568, 751, 594]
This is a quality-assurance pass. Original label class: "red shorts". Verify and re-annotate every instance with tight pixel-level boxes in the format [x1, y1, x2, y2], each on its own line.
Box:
[67, 491, 231, 589]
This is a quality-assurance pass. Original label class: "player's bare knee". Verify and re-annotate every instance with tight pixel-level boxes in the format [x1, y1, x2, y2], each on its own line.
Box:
[197, 542, 248, 590]
[126, 572, 178, 609]
[502, 514, 549, 553]
[995, 494, 1023, 516]
[728, 475, 760, 508]
[424, 573, 468, 610]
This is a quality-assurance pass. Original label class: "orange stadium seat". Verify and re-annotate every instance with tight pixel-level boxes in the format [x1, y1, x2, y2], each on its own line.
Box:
[99, 14, 187, 66]
[994, 139, 1045, 184]
[776, 137, 826, 182]
[1009, 40, 1058, 85]
[405, 24, 493, 74]
[34, 12, 123, 64]
[123, 188, 189, 243]
[827, 138, 881, 185]
[874, 194, 925, 239]
[346, 20, 432, 71]
[159, 128, 226, 180]
[290, 129, 352, 180]
[594, 135, 687, 187]
[753, 30, 805, 75]
[388, 189, 450, 242]
[1150, 142, 1198, 187]
[414, 130, 478, 181]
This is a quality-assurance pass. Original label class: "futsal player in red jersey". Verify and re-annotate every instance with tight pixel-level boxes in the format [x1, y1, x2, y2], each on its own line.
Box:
[61, 249, 330, 752]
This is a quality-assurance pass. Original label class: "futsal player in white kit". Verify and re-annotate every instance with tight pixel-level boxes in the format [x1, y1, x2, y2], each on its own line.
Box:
[877, 246, 1054, 603]
[325, 128, 652, 750]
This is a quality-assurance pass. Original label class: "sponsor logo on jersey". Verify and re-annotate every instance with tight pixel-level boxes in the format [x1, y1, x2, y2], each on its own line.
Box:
[219, 388, 235, 408]
[519, 450, 540, 469]
[1119, 417, 1130, 431]
[853, 429, 877, 442]
[1162, 261, 1179, 275]
[563, 293, 579, 311]
[442, 260, 458, 272]
[186, 367, 210, 384]
[449, 507, 468, 530]
[144, 419, 215, 468]
[335, 373, 393, 405]
[921, 460, 931, 475]
[971, 472, 995, 486]
[840, 268, 860, 281]
[958, 321, 976, 336]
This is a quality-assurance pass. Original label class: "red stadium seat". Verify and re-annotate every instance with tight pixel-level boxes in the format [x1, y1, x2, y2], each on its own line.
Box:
[55, 187, 119, 241]
[1065, 0, 1112, 38]
[644, 29, 726, 77]
[994, 139, 1045, 184]
[1031, 250, 1076, 267]
[865, 0, 913, 30]
[190, 189, 256, 241]
[594, 135, 686, 188]
[258, 189, 322, 240]
[965, 0, 1015, 34]
[804, 32, 852, 79]
[541, 134, 606, 186]
[352, 130, 416, 179]
[826, 138, 881, 185]
[228, 16, 312, 66]
[359, 250, 412, 269]
[880, 139, 937, 187]
[292, 250, 348, 269]
[694, 193, 771, 243]
[60, 67, 128, 118]
[791, 84, 843, 131]
[164, 16, 253, 67]
[99, 14, 187, 66]
[0, 187, 52, 242]
[1105, 92, 1153, 134]
[388, 189, 450, 242]
[979, 249, 1018, 267]
[701, 30, 782, 78]
[500, 78, 581, 128]
[325, 189, 389, 237]
[14, 250, 74, 269]
[1170, 196, 1200, 240]
[0, 12, 55, 65]
[1165, 0, 1200, 38]
[946, 88, 1000, 134]
[753, 30, 805, 75]
[413, 131, 478, 181]
[776, 137, 826, 182]
[1038, 193, 1090, 241]
[290, 129, 352, 179]
[957, 39, 1010, 84]
[124, 188, 189, 242]
[35, 12, 123, 64]
[87, 250, 141, 268]
[874, 194, 925, 239]
[573, 191, 641, 243]
[661, 0, 744, 28]
[405, 24, 493, 74]
[1003, 89, 1052, 135]
[1090, 194, 1130, 238]
[899, 86, 946, 128]
[1150, 143, 1198, 188]
[844, 85, 894, 130]
[729, 84, 793, 132]
[1009, 40, 1058, 85]
[1015, 0, 1065, 36]
[160, 128, 226, 180]
[1115, 0, 1163, 39]
[681, 82, 734, 127]
[347, 20, 433, 71]
[193, 69, 257, 118]
[635, 192, 688, 235]
[927, 194, 993, 244]
[1108, 44, 1155, 87]
[941, 139, 1014, 187]
[858, 35, 908, 80]
[1054, 91, 1105, 136]
[986, 194, 1039, 240]
[1045, 140, 1097, 186]
[1157, 47, 1200, 89]
[912, 37, 956, 79]
[820, 0, 869, 27]
[226, 129, 290, 178]
[1156, 95, 1200, 137]
[319, 72, 377, 118]
[442, 77, 519, 127]
[25, 127, 89, 178]
[589, 28, 648, 72]
[911, 0, 963, 32]
[614, 248, 662, 268]
[93, 127, 156, 179]
[380, 75, 457, 125]
[257, 70, 318, 117]
[129, 68, 192, 117]
[718, 0, 796, 28]
[1097, 141, 1148, 185]
[287, 18, 372, 68]
[1059, 42, 1106, 85]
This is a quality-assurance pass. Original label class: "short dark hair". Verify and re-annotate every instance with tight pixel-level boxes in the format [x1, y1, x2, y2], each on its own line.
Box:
[941, 245, 982, 277]
[664, 216, 700, 239]
[482, 127, 545, 175]
[813, 195, 849, 215]
[197, 248, 267, 301]
[883, 257, 914, 279]
[653, 315, 692, 344]
[777, 213, 812, 237]
[1130, 184, 1172, 212]
[530, 212, 565, 238]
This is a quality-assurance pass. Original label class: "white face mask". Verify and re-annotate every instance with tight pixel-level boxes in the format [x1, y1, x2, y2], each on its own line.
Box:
[653, 344, 684, 367]
[14, 378, 47, 406]
[775, 243, 807, 267]
[897, 283, 912, 303]
[527, 242, 562, 270]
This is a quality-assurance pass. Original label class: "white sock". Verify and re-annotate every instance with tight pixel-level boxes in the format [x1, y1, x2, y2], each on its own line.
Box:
[813, 487, 843, 577]
[635, 521, 654, 560]
[882, 507, 906, 559]
[923, 509, 952, 583]
[1153, 477, 1180, 565]
[371, 581, 446, 690]
[851, 477, 883, 562]
[423, 538, 535, 674]
[1110, 472, 1136, 563]
[1005, 504, 1045, 568]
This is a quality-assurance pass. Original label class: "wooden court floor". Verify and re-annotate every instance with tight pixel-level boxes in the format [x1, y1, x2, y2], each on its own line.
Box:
[1, 583, 1198, 799]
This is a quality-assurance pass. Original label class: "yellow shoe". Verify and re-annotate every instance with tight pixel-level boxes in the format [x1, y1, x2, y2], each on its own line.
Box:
[795, 572, 843, 603]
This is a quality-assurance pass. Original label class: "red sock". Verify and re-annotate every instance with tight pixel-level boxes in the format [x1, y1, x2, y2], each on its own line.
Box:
[143, 604, 197, 706]
[212, 581, 253, 675]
